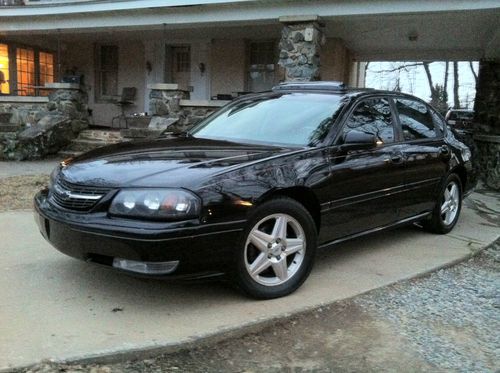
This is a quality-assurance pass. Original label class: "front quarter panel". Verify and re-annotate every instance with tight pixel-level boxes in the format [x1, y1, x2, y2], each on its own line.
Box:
[193, 148, 330, 225]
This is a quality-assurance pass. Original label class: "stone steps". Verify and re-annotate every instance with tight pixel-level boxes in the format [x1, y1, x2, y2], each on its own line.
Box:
[58, 129, 125, 158]
[78, 129, 123, 142]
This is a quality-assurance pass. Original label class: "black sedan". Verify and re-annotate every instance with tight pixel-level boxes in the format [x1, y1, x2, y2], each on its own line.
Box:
[35, 82, 476, 299]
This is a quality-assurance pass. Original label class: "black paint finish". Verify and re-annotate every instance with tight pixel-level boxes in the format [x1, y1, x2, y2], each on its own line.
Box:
[34, 89, 476, 278]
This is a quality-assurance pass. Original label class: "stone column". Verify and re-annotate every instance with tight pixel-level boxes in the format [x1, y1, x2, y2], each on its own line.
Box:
[473, 59, 500, 190]
[146, 83, 190, 135]
[148, 83, 189, 117]
[278, 16, 324, 82]
[46, 83, 89, 130]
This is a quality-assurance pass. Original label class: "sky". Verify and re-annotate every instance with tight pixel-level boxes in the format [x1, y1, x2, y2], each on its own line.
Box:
[365, 61, 479, 109]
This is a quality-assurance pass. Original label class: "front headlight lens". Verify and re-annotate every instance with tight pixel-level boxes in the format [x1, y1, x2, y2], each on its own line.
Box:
[109, 189, 201, 220]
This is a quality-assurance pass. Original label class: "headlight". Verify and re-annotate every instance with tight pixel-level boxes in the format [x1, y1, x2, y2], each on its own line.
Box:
[109, 189, 201, 220]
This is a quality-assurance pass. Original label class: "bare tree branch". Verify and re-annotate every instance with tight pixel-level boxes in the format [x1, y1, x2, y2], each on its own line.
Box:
[368, 62, 423, 73]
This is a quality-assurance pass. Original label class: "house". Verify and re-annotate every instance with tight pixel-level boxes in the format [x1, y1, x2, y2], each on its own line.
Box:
[0, 0, 498, 190]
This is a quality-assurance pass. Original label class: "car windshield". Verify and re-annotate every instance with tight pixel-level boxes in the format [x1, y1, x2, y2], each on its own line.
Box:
[190, 93, 345, 147]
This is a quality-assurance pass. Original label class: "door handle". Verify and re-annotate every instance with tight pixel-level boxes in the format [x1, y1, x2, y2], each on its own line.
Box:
[390, 153, 403, 163]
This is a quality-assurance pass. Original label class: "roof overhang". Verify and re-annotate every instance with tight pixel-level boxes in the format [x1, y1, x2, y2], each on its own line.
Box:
[0, 0, 499, 60]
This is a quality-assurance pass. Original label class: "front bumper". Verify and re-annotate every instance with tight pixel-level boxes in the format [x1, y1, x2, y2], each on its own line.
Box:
[34, 190, 245, 277]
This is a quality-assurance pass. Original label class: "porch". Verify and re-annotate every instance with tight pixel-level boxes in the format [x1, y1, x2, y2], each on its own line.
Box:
[0, 20, 362, 128]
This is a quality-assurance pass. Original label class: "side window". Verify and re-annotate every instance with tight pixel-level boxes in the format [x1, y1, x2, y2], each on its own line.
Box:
[430, 109, 445, 136]
[342, 97, 394, 144]
[395, 98, 437, 140]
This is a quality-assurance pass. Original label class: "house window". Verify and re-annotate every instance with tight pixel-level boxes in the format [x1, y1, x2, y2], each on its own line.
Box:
[247, 41, 276, 93]
[0, 44, 10, 94]
[39, 51, 54, 88]
[96, 45, 119, 100]
[16, 47, 36, 96]
[174, 46, 190, 73]
[0, 43, 54, 96]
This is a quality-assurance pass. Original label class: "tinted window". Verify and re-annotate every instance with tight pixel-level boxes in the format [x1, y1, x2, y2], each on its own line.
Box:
[342, 97, 394, 143]
[396, 98, 437, 140]
[191, 93, 344, 147]
[430, 109, 445, 135]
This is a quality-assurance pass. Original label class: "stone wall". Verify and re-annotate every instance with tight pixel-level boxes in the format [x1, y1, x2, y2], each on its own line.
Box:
[0, 102, 49, 127]
[177, 105, 218, 130]
[473, 59, 500, 190]
[149, 88, 188, 118]
[278, 19, 324, 82]
[0, 86, 89, 160]
[148, 85, 223, 134]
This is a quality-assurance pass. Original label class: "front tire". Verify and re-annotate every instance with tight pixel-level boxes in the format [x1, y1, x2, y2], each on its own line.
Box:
[424, 174, 462, 234]
[233, 197, 317, 299]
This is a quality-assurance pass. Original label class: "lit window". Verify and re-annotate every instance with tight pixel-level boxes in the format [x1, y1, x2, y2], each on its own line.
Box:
[39, 51, 54, 96]
[16, 47, 36, 96]
[0, 44, 10, 95]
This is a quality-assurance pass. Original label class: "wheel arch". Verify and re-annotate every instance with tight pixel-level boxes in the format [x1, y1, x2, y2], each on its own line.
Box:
[450, 165, 467, 191]
[257, 187, 322, 233]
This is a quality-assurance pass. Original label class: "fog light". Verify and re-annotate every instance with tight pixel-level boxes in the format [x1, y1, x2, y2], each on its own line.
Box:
[112, 258, 179, 275]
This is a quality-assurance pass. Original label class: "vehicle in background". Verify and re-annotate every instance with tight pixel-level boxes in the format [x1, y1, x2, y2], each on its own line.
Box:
[445, 109, 474, 136]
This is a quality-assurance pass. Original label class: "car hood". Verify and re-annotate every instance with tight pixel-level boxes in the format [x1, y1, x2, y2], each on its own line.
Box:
[59, 136, 292, 188]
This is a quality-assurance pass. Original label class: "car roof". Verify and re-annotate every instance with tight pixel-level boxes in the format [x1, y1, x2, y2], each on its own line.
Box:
[268, 81, 420, 101]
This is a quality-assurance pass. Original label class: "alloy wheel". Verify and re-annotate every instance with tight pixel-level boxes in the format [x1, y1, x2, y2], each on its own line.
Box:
[244, 213, 306, 286]
[441, 181, 460, 225]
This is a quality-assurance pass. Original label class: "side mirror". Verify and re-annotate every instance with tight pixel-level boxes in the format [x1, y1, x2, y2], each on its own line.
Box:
[340, 130, 378, 150]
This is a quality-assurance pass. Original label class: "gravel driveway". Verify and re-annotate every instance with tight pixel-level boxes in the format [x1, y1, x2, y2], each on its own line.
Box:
[355, 240, 500, 372]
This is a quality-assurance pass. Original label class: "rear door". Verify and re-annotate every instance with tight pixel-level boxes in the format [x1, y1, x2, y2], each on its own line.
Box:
[320, 96, 408, 243]
[391, 97, 449, 218]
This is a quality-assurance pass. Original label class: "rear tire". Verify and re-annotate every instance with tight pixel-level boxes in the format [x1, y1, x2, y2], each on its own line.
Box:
[423, 174, 462, 234]
[232, 197, 317, 299]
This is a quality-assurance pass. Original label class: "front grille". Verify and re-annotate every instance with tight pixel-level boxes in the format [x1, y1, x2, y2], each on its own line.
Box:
[49, 178, 112, 212]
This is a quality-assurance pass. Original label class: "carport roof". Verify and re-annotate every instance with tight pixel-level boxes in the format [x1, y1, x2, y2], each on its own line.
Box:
[1, 0, 499, 60]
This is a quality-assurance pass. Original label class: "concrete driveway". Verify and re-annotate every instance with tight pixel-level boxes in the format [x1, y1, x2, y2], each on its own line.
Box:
[0, 191, 498, 371]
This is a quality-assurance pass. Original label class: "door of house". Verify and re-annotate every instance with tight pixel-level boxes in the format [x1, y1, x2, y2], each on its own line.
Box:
[165, 45, 191, 89]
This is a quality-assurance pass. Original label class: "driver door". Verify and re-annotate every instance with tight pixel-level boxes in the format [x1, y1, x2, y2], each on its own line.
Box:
[319, 96, 407, 244]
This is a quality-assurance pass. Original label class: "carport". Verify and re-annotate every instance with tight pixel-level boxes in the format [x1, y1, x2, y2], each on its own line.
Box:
[0, 0, 498, 186]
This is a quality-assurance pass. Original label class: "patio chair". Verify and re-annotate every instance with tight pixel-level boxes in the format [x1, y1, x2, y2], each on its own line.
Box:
[112, 87, 137, 128]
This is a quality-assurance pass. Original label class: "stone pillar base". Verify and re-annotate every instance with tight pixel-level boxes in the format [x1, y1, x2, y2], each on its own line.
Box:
[474, 135, 500, 190]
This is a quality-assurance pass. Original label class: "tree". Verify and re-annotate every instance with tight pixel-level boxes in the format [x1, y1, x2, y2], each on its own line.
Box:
[423, 61, 442, 107]
[453, 61, 460, 109]
[468, 61, 478, 86]
[443, 61, 449, 95]
[430, 84, 449, 114]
